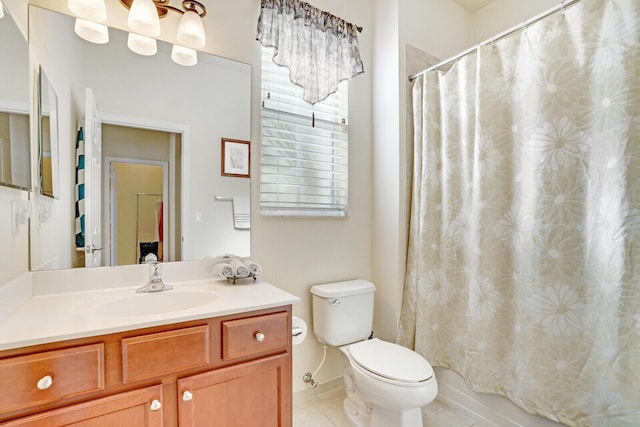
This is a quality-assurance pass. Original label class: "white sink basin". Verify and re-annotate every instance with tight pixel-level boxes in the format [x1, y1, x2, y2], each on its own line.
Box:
[94, 290, 216, 317]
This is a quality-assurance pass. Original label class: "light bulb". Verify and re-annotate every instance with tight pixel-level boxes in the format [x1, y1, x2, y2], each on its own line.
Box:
[171, 45, 197, 67]
[128, 0, 160, 37]
[0, 1, 5, 19]
[68, 0, 107, 23]
[176, 9, 205, 49]
[127, 33, 157, 56]
[74, 18, 109, 44]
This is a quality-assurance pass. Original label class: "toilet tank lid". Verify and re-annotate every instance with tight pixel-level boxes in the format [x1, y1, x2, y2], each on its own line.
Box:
[311, 280, 375, 298]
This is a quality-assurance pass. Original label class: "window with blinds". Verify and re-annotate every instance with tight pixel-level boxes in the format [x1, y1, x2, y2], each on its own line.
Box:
[260, 47, 349, 217]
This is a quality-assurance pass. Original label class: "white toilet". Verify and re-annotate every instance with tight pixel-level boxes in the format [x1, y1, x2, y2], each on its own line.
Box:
[311, 280, 438, 427]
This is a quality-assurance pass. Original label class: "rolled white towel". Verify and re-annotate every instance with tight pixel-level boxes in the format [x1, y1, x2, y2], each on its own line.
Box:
[230, 258, 249, 278]
[243, 259, 262, 276]
[213, 262, 234, 278]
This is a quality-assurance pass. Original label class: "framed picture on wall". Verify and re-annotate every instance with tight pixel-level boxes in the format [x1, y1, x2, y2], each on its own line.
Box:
[221, 138, 250, 178]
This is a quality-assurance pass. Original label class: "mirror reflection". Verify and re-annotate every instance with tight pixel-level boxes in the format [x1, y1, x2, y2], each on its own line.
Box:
[0, 7, 30, 191]
[38, 68, 58, 198]
[28, 6, 251, 271]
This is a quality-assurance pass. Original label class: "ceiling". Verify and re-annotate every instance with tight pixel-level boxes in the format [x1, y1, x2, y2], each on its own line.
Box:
[453, 0, 496, 13]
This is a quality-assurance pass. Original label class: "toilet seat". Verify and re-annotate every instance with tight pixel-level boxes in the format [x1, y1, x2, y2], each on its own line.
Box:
[349, 338, 433, 384]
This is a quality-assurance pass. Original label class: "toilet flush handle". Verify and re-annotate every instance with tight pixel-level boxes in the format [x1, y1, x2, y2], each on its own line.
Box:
[330, 299, 340, 306]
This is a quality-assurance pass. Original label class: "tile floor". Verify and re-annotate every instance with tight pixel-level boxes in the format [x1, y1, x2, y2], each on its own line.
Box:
[294, 385, 492, 427]
[293, 386, 489, 427]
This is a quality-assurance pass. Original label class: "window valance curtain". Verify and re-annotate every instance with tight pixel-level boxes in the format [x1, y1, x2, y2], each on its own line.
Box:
[256, 0, 364, 105]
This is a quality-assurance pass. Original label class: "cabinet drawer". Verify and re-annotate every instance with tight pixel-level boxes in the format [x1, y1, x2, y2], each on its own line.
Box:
[122, 325, 210, 383]
[2, 384, 163, 427]
[0, 344, 105, 413]
[222, 312, 288, 361]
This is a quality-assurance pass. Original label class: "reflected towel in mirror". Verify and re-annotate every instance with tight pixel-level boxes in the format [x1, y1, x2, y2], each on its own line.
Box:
[232, 197, 250, 229]
[74, 127, 85, 247]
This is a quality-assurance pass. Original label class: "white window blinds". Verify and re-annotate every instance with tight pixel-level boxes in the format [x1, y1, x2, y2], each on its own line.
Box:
[260, 47, 349, 217]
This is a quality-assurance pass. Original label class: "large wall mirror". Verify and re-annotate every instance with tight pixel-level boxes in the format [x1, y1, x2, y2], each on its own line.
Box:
[28, 6, 251, 271]
[0, 6, 30, 191]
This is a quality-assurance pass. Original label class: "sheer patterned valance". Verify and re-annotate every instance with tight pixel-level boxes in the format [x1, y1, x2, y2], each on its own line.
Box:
[256, 0, 364, 105]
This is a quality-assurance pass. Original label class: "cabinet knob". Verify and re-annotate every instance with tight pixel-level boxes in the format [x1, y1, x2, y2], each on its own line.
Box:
[182, 391, 193, 401]
[255, 332, 265, 342]
[150, 399, 162, 412]
[37, 375, 53, 390]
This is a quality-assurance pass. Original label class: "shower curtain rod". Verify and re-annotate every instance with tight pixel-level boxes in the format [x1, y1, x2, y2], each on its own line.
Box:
[408, 0, 582, 82]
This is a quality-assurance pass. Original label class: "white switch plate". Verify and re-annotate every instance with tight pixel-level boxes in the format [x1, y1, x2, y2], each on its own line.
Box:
[194, 211, 202, 223]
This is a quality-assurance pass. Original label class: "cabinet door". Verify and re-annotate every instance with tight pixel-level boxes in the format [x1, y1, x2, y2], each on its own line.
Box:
[2, 385, 163, 427]
[178, 353, 291, 427]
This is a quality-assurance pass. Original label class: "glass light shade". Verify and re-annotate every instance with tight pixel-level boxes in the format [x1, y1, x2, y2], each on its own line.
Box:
[128, 0, 160, 37]
[171, 45, 197, 66]
[127, 33, 157, 56]
[68, 0, 107, 23]
[0, 1, 5, 19]
[74, 18, 109, 44]
[176, 10, 205, 49]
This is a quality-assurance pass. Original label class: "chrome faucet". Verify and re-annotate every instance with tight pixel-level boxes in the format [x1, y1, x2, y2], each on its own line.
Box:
[136, 254, 174, 293]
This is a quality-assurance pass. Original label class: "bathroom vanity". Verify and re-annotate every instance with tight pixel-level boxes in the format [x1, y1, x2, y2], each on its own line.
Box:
[0, 279, 298, 426]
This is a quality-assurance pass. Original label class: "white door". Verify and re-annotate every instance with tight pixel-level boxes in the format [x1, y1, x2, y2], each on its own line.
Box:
[84, 88, 103, 267]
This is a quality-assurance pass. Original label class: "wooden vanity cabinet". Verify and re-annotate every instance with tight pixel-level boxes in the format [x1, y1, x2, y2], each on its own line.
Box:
[0, 306, 292, 427]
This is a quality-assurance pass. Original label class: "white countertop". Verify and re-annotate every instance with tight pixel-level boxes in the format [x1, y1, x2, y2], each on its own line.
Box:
[0, 278, 299, 351]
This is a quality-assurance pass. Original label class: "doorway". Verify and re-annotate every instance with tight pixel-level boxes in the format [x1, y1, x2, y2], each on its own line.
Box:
[108, 160, 166, 266]
[101, 123, 182, 267]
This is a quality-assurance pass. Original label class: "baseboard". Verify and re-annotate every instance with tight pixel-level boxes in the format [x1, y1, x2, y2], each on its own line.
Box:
[293, 377, 344, 405]
[434, 367, 566, 427]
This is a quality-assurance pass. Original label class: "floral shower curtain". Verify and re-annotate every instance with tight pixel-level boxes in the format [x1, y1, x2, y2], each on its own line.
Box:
[397, 0, 640, 425]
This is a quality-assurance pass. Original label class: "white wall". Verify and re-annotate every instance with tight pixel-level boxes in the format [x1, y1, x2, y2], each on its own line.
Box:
[0, 187, 29, 285]
[28, 7, 80, 270]
[0, 1, 29, 316]
[472, 0, 560, 42]
[251, 0, 374, 393]
[369, 0, 473, 348]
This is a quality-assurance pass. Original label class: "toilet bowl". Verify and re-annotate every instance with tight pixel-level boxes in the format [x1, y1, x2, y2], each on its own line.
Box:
[311, 280, 438, 427]
[340, 339, 438, 427]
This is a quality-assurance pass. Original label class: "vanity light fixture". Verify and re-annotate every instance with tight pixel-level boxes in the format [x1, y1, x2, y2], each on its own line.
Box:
[120, 0, 206, 64]
[68, 0, 109, 43]
[74, 18, 110, 44]
[171, 44, 198, 66]
[176, 3, 206, 48]
[127, 33, 158, 56]
[127, 0, 161, 37]
[68, 0, 207, 66]
[68, 0, 107, 23]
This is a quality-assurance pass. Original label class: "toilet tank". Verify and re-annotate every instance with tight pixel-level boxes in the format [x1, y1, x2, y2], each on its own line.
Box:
[311, 280, 375, 346]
